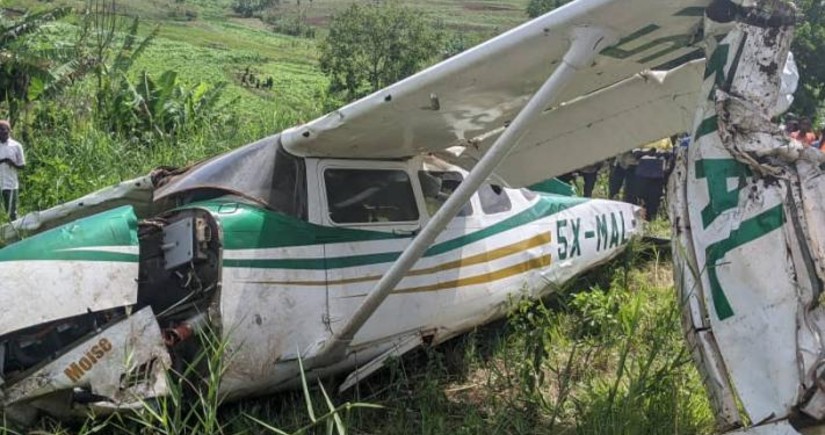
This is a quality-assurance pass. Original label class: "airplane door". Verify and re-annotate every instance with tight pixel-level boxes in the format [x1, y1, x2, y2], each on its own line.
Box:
[316, 159, 431, 346]
[416, 168, 484, 331]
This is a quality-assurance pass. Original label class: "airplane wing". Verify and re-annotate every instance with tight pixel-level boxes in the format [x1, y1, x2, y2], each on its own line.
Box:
[281, 0, 710, 186]
[458, 60, 704, 187]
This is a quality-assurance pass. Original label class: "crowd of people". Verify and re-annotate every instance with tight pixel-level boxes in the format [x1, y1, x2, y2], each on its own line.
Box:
[564, 113, 824, 220]
[608, 137, 675, 219]
[786, 115, 825, 149]
[560, 137, 676, 220]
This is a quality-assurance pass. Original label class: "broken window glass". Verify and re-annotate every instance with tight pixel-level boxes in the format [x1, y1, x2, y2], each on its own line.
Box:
[154, 136, 307, 219]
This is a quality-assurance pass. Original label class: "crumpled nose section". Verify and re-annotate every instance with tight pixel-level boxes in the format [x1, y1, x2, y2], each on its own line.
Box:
[2, 307, 171, 412]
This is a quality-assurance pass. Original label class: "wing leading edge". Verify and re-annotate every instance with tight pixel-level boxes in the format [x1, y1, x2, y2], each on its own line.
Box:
[282, 0, 710, 184]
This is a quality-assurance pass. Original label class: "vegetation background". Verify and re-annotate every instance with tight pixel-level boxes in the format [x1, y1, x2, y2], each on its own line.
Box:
[0, 0, 821, 433]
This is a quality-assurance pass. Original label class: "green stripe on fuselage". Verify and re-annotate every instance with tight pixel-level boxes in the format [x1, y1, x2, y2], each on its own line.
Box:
[192, 195, 587, 270]
[0, 206, 139, 262]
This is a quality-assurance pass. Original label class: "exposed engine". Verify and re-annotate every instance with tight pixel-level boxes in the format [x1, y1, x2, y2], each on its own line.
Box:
[0, 207, 222, 417]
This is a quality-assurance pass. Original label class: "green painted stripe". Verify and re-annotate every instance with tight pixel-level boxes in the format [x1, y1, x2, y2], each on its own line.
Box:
[224, 252, 399, 270]
[425, 196, 581, 257]
[0, 206, 139, 263]
[189, 201, 401, 251]
[675, 6, 706, 16]
[706, 204, 785, 320]
[0, 250, 139, 262]
[222, 195, 587, 270]
[694, 116, 718, 141]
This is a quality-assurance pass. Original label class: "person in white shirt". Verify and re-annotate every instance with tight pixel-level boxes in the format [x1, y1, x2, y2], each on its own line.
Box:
[0, 120, 25, 220]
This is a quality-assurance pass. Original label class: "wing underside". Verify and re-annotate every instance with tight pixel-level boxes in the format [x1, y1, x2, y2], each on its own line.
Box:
[460, 60, 705, 187]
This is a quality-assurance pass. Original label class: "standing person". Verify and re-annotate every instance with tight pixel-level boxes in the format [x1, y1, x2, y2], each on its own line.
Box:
[0, 120, 25, 220]
[633, 138, 673, 219]
[817, 126, 825, 151]
[609, 151, 636, 200]
[579, 162, 602, 198]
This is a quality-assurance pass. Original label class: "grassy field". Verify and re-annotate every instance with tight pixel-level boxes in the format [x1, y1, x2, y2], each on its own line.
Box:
[0, 1, 716, 433]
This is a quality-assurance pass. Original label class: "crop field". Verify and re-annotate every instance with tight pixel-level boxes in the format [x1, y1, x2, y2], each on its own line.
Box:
[0, 1, 717, 433]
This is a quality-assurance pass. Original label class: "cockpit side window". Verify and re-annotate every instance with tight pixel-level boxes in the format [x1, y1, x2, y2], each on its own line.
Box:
[479, 183, 512, 215]
[418, 171, 472, 217]
[324, 169, 419, 224]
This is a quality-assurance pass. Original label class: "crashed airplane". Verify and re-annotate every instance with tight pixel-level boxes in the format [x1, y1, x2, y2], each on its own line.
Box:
[0, 0, 818, 433]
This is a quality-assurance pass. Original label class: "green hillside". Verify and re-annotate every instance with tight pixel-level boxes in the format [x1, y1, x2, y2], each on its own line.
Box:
[0, 0, 539, 212]
[3, 0, 531, 126]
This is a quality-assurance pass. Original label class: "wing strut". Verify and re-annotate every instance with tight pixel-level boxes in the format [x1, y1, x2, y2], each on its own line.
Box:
[308, 26, 617, 367]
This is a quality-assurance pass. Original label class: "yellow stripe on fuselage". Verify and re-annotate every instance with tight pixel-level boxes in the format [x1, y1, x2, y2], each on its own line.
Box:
[391, 254, 552, 295]
[237, 232, 552, 288]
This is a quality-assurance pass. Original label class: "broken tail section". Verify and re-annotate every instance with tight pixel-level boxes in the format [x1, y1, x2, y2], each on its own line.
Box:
[671, 1, 825, 433]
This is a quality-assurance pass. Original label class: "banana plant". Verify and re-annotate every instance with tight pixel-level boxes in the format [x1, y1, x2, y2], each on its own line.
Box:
[106, 69, 231, 143]
[0, 6, 79, 121]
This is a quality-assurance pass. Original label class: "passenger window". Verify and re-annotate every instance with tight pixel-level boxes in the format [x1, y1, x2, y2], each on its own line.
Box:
[325, 169, 419, 224]
[418, 171, 472, 217]
[479, 183, 512, 214]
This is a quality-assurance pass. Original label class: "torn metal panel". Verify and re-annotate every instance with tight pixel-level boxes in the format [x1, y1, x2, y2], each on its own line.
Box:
[0, 175, 155, 245]
[689, 25, 799, 422]
[2, 307, 171, 408]
[672, 0, 825, 429]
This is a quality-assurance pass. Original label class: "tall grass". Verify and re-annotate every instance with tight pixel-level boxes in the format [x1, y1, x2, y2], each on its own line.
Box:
[314, 243, 716, 434]
[18, 327, 377, 435]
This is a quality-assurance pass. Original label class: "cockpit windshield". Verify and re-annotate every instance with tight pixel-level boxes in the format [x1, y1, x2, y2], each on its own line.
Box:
[154, 135, 307, 219]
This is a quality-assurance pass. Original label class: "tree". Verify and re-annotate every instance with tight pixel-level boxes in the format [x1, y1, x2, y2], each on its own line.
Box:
[0, 7, 77, 122]
[791, 0, 825, 119]
[526, 0, 573, 19]
[319, 2, 444, 102]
